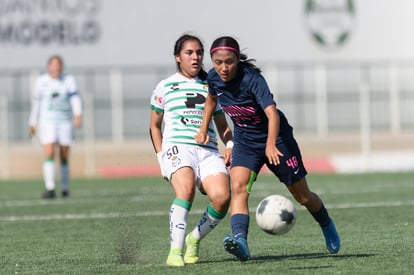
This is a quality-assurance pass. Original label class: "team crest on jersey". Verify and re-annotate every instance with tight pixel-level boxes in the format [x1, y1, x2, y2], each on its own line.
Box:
[171, 155, 181, 167]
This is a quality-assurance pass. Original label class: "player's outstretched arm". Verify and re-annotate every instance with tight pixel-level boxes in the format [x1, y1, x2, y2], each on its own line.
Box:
[213, 113, 233, 166]
[195, 94, 218, 144]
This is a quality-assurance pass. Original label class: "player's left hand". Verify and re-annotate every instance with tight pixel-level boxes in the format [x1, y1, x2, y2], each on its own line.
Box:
[266, 145, 283, 165]
[29, 126, 36, 137]
[74, 116, 82, 128]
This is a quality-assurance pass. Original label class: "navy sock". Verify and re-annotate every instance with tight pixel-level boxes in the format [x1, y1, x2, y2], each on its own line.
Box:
[310, 203, 331, 227]
[231, 214, 249, 240]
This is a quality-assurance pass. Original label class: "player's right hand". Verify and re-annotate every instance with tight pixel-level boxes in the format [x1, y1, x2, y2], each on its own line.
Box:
[222, 147, 232, 166]
[194, 131, 210, 144]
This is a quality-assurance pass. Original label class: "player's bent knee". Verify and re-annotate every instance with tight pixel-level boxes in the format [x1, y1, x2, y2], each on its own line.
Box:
[210, 191, 230, 205]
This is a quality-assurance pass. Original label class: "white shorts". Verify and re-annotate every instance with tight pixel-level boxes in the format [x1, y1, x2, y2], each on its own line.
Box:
[161, 143, 229, 192]
[38, 122, 74, 146]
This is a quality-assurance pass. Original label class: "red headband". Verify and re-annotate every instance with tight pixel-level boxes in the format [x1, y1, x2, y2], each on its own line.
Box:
[210, 46, 239, 55]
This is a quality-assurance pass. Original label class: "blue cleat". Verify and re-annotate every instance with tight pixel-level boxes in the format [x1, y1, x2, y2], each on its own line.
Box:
[322, 219, 341, 254]
[223, 235, 250, 261]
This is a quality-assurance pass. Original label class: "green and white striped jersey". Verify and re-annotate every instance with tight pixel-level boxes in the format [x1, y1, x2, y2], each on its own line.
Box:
[151, 73, 224, 150]
[29, 73, 80, 126]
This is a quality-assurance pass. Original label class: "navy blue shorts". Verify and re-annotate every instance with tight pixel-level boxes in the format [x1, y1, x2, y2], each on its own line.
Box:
[231, 132, 307, 185]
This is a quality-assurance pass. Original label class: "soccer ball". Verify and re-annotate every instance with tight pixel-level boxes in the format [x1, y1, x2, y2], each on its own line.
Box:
[255, 194, 297, 235]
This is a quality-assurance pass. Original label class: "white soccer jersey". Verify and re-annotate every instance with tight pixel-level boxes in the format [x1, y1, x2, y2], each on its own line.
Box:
[151, 73, 224, 150]
[29, 73, 80, 126]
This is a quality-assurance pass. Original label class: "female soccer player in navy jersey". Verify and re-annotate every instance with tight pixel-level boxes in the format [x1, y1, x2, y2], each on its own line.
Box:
[150, 34, 233, 267]
[195, 36, 340, 261]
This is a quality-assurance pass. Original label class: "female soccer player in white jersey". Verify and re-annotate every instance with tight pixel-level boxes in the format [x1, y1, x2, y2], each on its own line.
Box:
[29, 55, 82, 199]
[150, 34, 234, 267]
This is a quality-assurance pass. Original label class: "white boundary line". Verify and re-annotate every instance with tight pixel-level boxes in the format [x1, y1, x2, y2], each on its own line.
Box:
[1, 200, 414, 222]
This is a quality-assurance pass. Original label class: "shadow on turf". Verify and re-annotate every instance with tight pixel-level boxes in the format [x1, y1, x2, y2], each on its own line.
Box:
[251, 252, 376, 262]
[197, 252, 376, 265]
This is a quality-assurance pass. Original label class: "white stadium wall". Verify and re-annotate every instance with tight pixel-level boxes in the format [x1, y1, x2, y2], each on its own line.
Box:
[0, 0, 414, 68]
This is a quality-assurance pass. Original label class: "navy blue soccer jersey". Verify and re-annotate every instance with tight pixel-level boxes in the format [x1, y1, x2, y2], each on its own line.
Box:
[207, 63, 292, 148]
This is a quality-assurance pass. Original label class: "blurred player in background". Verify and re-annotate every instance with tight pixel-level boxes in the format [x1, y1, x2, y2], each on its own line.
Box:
[150, 34, 234, 267]
[195, 36, 340, 261]
[29, 55, 82, 199]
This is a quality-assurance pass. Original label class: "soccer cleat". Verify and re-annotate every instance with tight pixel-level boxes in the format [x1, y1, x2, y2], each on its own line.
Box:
[166, 248, 185, 267]
[223, 235, 250, 261]
[62, 190, 70, 198]
[184, 233, 200, 264]
[42, 190, 56, 199]
[322, 219, 341, 254]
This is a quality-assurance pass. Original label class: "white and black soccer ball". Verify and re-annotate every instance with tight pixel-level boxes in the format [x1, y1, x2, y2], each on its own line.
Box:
[255, 194, 297, 235]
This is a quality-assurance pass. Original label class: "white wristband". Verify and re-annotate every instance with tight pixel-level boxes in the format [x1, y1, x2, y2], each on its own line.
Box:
[156, 151, 163, 164]
[156, 152, 167, 177]
[226, 140, 234, 149]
